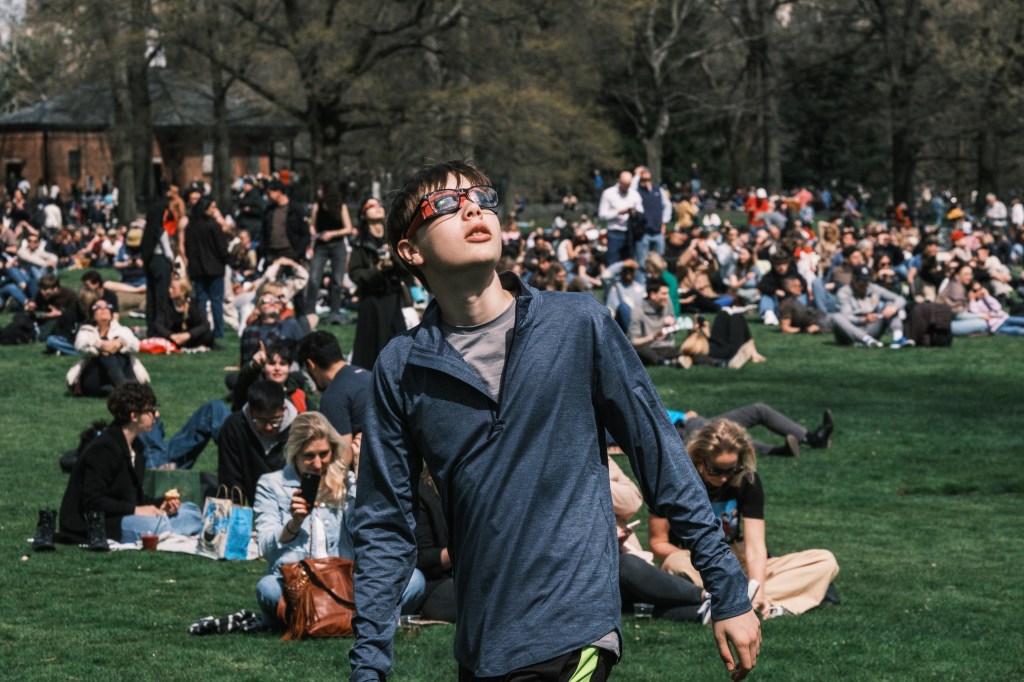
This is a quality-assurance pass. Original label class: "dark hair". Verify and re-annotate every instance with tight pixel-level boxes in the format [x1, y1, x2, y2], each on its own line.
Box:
[39, 273, 60, 290]
[320, 182, 345, 217]
[646, 279, 668, 296]
[296, 331, 344, 370]
[247, 379, 285, 413]
[190, 195, 215, 222]
[769, 253, 790, 267]
[106, 382, 157, 425]
[81, 270, 103, 286]
[265, 341, 293, 365]
[385, 160, 493, 291]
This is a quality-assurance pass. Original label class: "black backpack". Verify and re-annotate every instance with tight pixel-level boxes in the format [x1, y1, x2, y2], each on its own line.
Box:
[0, 313, 38, 345]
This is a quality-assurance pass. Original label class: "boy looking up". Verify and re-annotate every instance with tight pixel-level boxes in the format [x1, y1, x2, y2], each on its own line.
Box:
[349, 161, 760, 682]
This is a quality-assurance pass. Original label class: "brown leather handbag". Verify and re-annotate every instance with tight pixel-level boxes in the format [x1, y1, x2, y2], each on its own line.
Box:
[277, 557, 356, 640]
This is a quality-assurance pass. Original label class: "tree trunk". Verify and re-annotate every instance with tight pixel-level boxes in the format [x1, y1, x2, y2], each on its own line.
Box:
[210, 67, 232, 209]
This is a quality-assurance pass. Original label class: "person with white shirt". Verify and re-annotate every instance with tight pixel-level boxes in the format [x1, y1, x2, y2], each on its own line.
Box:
[597, 170, 643, 266]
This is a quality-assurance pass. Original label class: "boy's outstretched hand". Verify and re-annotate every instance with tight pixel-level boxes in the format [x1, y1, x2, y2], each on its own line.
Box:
[713, 611, 761, 680]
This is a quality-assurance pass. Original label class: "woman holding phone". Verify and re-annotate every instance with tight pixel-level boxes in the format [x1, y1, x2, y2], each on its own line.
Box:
[252, 412, 424, 628]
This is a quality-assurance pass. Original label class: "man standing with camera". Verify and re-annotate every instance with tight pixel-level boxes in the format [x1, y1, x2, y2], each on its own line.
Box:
[598, 170, 643, 267]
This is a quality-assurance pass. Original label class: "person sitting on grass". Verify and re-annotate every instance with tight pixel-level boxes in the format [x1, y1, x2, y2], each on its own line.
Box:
[936, 263, 991, 337]
[610, 457, 710, 623]
[151, 275, 214, 350]
[679, 312, 766, 369]
[58, 382, 202, 546]
[834, 265, 913, 347]
[66, 297, 150, 397]
[238, 284, 304, 366]
[779, 275, 835, 336]
[629, 279, 686, 367]
[217, 380, 296, 503]
[649, 419, 840, 620]
[966, 280, 1024, 336]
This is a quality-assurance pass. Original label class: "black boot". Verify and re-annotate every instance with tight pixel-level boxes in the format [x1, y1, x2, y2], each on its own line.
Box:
[32, 509, 56, 551]
[806, 410, 834, 449]
[85, 511, 109, 552]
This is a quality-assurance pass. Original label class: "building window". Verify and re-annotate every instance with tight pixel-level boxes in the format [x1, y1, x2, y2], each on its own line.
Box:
[202, 141, 213, 175]
[68, 149, 82, 180]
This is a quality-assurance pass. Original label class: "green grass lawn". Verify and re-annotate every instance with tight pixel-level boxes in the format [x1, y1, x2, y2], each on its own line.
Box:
[2, 315, 1022, 681]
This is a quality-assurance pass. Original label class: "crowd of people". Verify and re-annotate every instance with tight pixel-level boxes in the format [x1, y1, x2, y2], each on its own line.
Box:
[10, 160, 1021, 680]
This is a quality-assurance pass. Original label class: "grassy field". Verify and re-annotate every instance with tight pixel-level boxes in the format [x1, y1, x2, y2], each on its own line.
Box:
[2, 309, 1022, 681]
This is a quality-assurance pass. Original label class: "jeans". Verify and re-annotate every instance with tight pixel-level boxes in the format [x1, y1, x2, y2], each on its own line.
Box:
[120, 501, 203, 543]
[194, 274, 225, 339]
[304, 238, 349, 315]
[759, 294, 779, 317]
[256, 566, 426, 626]
[0, 281, 28, 309]
[633, 233, 665, 274]
[605, 230, 631, 267]
[995, 316, 1024, 335]
[45, 335, 76, 355]
[950, 313, 990, 336]
[810, 278, 840, 313]
[140, 399, 231, 469]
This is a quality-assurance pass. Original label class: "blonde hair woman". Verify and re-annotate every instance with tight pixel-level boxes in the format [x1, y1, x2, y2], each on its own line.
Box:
[253, 412, 353, 627]
[648, 419, 839, 619]
[252, 412, 424, 628]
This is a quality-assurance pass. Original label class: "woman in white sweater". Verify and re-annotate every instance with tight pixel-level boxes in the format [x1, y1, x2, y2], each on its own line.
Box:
[66, 297, 149, 396]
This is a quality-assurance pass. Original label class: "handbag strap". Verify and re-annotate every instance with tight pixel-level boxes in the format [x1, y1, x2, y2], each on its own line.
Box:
[299, 558, 355, 609]
[230, 485, 247, 506]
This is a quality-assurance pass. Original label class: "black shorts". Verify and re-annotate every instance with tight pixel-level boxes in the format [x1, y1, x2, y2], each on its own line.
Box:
[458, 646, 617, 682]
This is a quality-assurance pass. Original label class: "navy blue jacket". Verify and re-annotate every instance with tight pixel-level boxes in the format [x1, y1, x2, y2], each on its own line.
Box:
[349, 274, 749, 679]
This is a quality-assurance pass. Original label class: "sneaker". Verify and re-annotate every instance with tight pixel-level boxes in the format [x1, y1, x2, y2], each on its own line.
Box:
[765, 604, 791, 620]
[677, 355, 693, 369]
[762, 310, 779, 326]
[890, 337, 916, 349]
[698, 596, 713, 625]
[860, 336, 884, 348]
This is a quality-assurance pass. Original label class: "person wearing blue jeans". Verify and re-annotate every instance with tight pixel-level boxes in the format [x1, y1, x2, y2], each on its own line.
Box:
[120, 502, 203, 542]
[58, 383, 202, 545]
[253, 412, 424, 628]
[139, 399, 232, 469]
[0, 262, 30, 309]
[632, 167, 667, 281]
[194, 275, 225, 339]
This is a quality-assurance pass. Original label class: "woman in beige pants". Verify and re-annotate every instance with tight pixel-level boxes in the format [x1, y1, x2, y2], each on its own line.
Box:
[649, 419, 838, 619]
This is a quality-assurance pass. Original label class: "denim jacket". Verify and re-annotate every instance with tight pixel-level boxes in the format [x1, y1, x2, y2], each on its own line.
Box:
[253, 463, 354, 574]
[349, 273, 749, 680]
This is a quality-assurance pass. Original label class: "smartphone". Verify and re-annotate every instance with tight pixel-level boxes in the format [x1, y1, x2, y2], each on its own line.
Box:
[299, 473, 321, 507]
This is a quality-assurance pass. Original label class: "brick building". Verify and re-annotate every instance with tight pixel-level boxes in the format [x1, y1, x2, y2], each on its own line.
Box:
[0, 70, 299, 197]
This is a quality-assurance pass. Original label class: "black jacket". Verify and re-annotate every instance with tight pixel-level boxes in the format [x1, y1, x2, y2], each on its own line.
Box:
[152, 297, 211, 346]
[217, 410, 291, 503]
[260, 200, 308, 261]
[185, 215, 229, 279]
[58, 427, 157, 542]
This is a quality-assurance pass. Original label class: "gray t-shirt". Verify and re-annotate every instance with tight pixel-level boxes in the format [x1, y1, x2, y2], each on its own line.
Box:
[441, 300, 516, 402]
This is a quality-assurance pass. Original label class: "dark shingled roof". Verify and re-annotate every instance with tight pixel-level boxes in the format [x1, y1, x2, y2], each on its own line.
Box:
[0, 70, 300, 133]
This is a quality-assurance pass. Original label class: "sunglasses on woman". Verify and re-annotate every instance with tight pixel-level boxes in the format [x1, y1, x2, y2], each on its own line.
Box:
[704, 464, 743, 478]
[403, 186, 500, 240]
